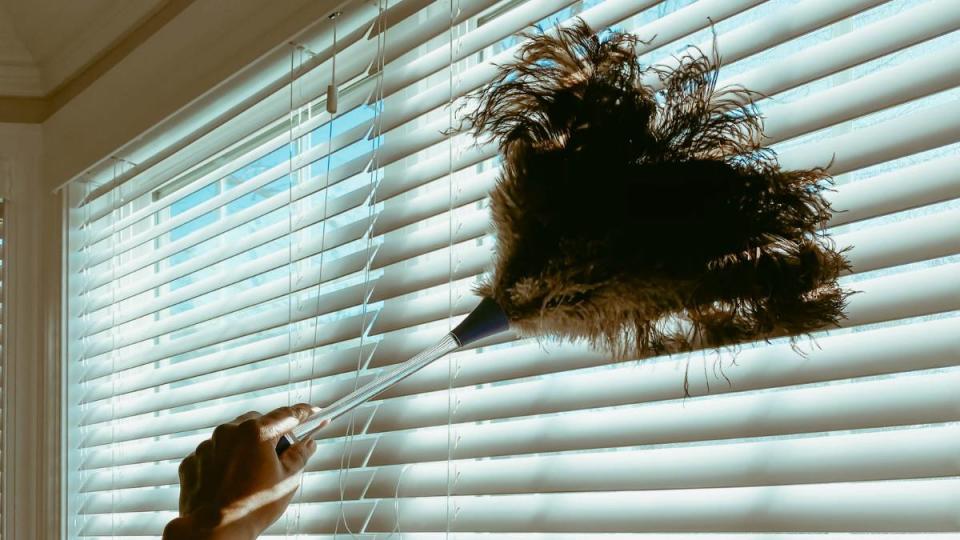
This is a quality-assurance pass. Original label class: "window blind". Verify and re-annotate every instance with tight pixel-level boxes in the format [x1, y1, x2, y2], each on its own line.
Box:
[64, 0, 960, 537]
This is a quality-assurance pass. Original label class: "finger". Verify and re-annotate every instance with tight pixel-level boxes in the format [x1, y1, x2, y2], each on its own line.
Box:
[178, 453, 197, 485]
[194, 439, 214, 474]
[279, 437, 317, 474]
[229, 410, 261, 425]
[178, 454, 198, 515]
[190, 439, 217, 503]
[258, 403, 314, 441]
[211, 422, 237, 445]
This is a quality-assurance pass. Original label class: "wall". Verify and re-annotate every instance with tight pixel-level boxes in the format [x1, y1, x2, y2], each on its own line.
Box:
[0, 122, 61, 540]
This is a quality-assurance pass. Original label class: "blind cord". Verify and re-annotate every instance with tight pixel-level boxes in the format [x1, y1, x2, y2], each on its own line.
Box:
[334, 3, 379, 535]
[283, 42, 300, 538]
[288, 10, 340, 534]
[109, 159, 119, 540]
[445, 0, 464, 536]
[73, 174, 94, 538]
[106, 157, 133, 539]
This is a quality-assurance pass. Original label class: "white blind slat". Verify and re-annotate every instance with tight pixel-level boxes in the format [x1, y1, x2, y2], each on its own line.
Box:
[76, 192, 959, 409]
[78, 479, 960, 535]
[78, 423, 960, 497]
[74, 310, 960, 470]
[79, 253, 960, 443]
[372, 0, 584, 96]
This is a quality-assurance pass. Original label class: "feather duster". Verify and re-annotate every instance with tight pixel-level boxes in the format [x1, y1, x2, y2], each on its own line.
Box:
[460, 19, 850, 358]
[279, 19, 852, 450]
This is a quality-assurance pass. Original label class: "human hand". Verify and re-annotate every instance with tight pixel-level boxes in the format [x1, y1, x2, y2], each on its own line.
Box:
[163, 404, 328, 540]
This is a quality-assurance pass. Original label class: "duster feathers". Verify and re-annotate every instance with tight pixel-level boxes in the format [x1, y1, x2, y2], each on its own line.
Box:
[461, 20, 850, 358]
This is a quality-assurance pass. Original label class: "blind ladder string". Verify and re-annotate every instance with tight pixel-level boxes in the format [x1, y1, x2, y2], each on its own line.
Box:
[74, 171, 96, 537]
[445, 0, 469, 534]
[335, 1, 386, 534]
[109, 159, 118, 539]
[332, 10, 362, 537]
[446, 0, 459, 535]
[356, 2, 408, 536]
[106, 157, 128, 539]
[283, 38, 303, 538]
[288, 9, 342, 537]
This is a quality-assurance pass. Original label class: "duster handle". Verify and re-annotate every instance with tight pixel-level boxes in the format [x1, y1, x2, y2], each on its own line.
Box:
[277, 297, 509, 453]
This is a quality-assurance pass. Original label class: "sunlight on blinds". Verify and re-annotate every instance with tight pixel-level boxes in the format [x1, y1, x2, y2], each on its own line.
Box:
[65, 0, 960, 537]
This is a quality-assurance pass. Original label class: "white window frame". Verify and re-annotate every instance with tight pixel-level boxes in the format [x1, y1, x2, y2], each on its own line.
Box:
[0, 124, 64, 540]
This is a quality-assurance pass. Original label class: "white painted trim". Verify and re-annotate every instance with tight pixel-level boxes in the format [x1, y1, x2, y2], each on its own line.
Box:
[0, 123, 62, 540]
[58, 185, 69, 540]
[0, 155, 7, 540]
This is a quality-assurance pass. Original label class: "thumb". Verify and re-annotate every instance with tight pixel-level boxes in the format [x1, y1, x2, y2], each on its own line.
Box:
[280, 438, 316, 474]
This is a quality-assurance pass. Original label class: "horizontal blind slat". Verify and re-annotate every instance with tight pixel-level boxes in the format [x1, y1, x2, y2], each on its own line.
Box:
[761, 43, 960, 145]
[378, 0, 960, 176]
[73, 265, 960, 445]
[379, 0, 878, 139]
[776, 99, 960, 175]
[79, 302, 371, 382]
[835, 207, 960, 274]
[375, 0, 764, 146]
[373, 0, 584, 98]
[722, 0, 960, 104]
[75, 311, 960, 468]
[79, 156, 371, 292]
[648, 0, 886, 78]
[79, 88, 375, 248]
[82, 271, 373, 358]
[78, 479, 960, 535]
[370, 0, 494, 67]
[359, 480, 960, 533]
[828, 153, 960, 227]
[353, 369, 960, 470]
[81, 117, 374, 263]
[80, 188, 372, 318]
[75, 424, 960, 505]
[77, 192, 960, 406]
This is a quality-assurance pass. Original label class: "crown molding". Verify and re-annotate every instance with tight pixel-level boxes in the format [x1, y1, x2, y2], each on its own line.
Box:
[0, 95, 45, 123]
[0, 0, 190, 124]
[40, 0, 165, 96]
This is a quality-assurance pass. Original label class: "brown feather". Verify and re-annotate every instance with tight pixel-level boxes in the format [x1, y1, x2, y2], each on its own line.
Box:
[460, 20, 851, 358]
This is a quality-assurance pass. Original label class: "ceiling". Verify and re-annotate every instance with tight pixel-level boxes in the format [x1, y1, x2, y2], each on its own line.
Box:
[0, 0, 165, 97]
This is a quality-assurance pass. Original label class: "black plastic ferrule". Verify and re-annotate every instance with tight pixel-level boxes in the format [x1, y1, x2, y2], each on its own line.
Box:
[450, 296, 510, 347]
